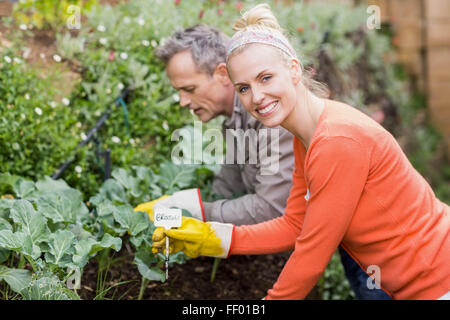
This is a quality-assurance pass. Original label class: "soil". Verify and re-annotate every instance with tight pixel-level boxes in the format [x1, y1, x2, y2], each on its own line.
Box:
[78, 243, 321, 300]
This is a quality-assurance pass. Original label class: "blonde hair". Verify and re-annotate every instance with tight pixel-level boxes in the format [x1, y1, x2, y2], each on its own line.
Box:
[233, 3, 283, 33]
[230, 4, 329, 98]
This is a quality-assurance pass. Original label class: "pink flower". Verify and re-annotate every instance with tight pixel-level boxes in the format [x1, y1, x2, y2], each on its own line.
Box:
[199, 10, 204, 19]
[175, 0, 181, 5]
[217, 8, 223, 16]
[109, 51, 115, 61]
[235, 1, 243, 12]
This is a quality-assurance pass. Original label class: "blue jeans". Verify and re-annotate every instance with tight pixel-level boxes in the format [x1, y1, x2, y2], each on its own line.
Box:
[338, 246, 391, 300]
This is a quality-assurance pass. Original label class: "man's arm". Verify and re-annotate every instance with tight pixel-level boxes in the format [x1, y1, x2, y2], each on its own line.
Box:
[203, 127, 295, 225]
[210, 163, 247, 198]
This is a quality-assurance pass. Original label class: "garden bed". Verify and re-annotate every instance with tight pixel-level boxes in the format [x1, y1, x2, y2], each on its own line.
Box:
[78, 246, 308, 300]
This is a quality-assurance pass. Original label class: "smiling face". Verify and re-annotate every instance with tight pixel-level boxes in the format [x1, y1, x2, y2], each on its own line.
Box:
[227, 44, 301, 128]
[166, 50, 233, 123]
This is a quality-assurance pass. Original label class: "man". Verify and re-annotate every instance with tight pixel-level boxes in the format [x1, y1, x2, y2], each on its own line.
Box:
[141, 24, 295, 225]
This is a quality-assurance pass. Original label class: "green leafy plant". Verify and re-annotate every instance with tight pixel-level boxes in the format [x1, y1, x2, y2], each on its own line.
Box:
[0, 174, 122, 299]
[89, 161, 216, 299]
[318, 252, 355, 300]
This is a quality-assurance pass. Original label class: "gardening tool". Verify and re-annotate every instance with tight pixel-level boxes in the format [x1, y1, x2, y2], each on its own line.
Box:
[135, 191, 204, 279]
[51, 88, 131, 181]
[153, 206, 182, 280]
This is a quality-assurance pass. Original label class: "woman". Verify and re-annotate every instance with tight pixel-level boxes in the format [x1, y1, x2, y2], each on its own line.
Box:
[151, 4, 449, 300]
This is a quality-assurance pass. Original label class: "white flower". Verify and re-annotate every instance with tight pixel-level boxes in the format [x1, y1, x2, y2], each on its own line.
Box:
[106, 88, 111, 94]
[34, 107, 42, 115]
[141, 40, 150, 47]
[40, 53, 46, 59]
[19, 24, 27, 30]
[111, 136, 121, 144]
[137, 18, 145, 26]
[13, 57, 22, 64]
[99, 37, 108, 45]
[129, 138, 136, 146]
[22, 47, 31, 59]
[12, 143, 20, 151]
[50, 101, 57, 108]
[162, 121, 169, 131]
[120, 52, 128, 60]
[159, 37, 168, 46]
[97, 25, 106, 32]
[62, 97, 70, 106]
[4, 56, 11, 63]
[75, 166, 82, 173]
[25, 93, 30, 100]
[94, 110, 101, 117]
[53, 54, 62, 62]
[123, 17, 131, 24]
[21, 113, 26, 119]
[76, 122, 82, 128]
[151, 40, 158, 48]
[117, 83, 124, 90]
[172, 93, 180, 102]
[81, 132, 87, 141]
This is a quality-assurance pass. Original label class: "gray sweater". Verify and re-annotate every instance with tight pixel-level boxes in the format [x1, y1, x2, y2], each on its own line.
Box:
[202, 94, 295, 226]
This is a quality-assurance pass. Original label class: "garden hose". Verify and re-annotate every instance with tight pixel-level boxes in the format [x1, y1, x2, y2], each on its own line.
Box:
[51, 88, 131, 180]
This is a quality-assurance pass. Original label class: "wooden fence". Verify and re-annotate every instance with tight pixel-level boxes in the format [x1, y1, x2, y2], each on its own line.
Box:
[370, 0, 450, 155]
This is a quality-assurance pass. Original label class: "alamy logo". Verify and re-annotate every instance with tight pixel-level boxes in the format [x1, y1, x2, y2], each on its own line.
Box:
[304, 189, 310, 201]
[367, 5, 381, 30]
[66, 5, 81, 30]
[366, 265, 381, 290]
[66, 267, 81, 290]
[171, 121, 280, 175]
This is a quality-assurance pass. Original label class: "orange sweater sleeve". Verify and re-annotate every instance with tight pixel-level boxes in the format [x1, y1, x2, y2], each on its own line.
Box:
[231, 136, 370, 299]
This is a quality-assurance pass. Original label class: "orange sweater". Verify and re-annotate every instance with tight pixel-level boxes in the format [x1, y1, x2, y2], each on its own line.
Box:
[230, 101, 450, 300]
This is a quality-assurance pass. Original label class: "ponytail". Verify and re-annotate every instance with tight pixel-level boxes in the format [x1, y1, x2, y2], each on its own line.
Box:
[233, 3, 283, 33]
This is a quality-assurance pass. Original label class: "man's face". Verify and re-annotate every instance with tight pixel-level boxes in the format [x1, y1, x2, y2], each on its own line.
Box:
[166, 50, 230, 123]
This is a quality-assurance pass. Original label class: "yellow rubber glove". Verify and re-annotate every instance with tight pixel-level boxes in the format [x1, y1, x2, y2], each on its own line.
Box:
[134, 189, 205, 221]
[152, 216, 234, 259]
[134, 195, 170, 221]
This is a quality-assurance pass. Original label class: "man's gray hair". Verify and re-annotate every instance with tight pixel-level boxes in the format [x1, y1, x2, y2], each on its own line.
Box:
[155, 24, 230, 76]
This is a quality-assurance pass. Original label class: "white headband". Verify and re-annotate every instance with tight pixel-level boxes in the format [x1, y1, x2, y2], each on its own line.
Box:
[226, 29, 297, 61]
